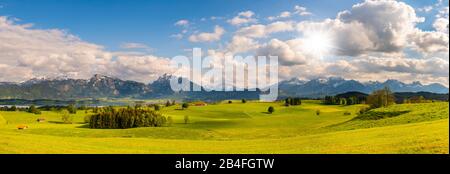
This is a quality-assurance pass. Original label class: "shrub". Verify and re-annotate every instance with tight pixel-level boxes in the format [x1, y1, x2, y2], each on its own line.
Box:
[359, 107, 370, 114]
[84, 115, 91, 123]
[268, 106, 275, 114]
[184, 115, 190, 124]
[67, 104, 77, 114]
[154, 104, 161, 111]
[316, 110, 321, 116]
[167, 116, 173, 126]
[228, 100, 232, 104]
[343, 111, 351, 116]
[27, 105, 41, 115]
[242, 99, 247, 103]
[182, 103, 189, 109]
[61, 110, 73, 124]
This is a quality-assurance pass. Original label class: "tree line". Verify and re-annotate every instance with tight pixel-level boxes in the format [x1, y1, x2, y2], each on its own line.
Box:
[284, 97, 302, 106]
[323, 96, 365, 105]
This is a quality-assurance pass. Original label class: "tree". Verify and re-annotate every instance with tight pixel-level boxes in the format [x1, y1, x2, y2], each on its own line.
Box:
[67, 104, 77, 114]
[167, 116, 173, 126]
[316, 110, 321, 116]
[28, 105, 40, 114]
[184, 115, 190, 124]
[242, 99, 247, 103]
[9, 105, 17, 111]
[84, 115, 91, 123]
[61, 110, 73, 124]
[154, 104, 161, 111]
[182, 103, 189, 109]
[367, 87, 395, 109]
[228, 100, 232, 104]
[165, 100, 172, 107]
[268, 106, 275, 114]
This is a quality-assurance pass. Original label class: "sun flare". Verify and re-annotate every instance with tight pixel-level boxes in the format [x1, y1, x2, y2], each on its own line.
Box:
[303, 32, 332, 57]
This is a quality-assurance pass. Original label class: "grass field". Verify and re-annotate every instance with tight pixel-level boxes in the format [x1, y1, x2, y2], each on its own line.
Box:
[0, 101, 448, 154]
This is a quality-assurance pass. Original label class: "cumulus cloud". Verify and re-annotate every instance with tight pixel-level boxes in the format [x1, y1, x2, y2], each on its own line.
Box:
[295, 0, 447, 56]
[410, 29, 449, 53]
[433, 7, 449, 33]
[227, 11, 257, 26]
[256, 38, 308, 66]
[236, 21, 295, 38]
[188, 25, 225, 42]
[226, 36, 259, 53]
[111, 55, 174, 82]
[0, 16, 172, 83]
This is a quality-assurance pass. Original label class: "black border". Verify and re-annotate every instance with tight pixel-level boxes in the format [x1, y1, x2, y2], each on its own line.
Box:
[1, 154, 448, 172]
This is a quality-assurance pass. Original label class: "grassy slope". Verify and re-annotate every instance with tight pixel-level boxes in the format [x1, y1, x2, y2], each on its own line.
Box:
[0, 101, 448, 154]
[0, 119, 447, 154]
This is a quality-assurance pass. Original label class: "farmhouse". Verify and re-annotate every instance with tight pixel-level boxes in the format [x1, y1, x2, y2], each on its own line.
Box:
[193, 101, 208, 106]
[17, 125, 28, 130]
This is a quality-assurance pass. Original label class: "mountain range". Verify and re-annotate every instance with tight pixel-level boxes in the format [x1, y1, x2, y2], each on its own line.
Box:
[0, 74, 448, 101]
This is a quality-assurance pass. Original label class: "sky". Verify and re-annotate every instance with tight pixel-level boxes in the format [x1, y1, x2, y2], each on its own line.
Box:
[0, 0, 449, 86]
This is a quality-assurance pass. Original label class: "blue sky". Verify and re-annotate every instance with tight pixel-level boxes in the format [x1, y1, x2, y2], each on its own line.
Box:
[0, 0, 448, 85]
[2, 0, 437, 56]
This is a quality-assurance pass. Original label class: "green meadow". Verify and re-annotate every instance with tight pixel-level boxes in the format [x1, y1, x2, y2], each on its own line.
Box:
[0, 101, 448, 154]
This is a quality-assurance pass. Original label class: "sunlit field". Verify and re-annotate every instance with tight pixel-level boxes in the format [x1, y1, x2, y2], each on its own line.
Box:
[0, 101, 448, 154]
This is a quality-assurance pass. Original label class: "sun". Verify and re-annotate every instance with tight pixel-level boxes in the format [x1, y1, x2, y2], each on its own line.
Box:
[303, 31, 332, 57]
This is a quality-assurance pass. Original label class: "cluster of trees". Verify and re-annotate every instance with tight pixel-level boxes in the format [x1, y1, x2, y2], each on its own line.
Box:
[284, 97, 302, 106]
[89, 107, 167, 129]
[367, 87, 395, 109]
[323, 96, 364, 105]
[165, 100, 176, 107]
[0, 105, 19, 111]
[403, 96, 432, 104]
[27, 105, 41, 115]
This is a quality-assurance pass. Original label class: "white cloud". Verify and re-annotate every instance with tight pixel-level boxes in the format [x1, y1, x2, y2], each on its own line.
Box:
[296, 0, 432, 56]
[256, 38, 308, 66]
[120, 42, 151, 50]
[188, 25, 225, 42]
[227, 11, 257, 26]
[174, 19, 189, 27]
[226, 36, 259, 53]
[294, 5, 312, 16]
[170, 33, 183, 39]
[433, 7, 449, 33]
[111, 55, 174, 82]
[410, 29, 449, 53]
[0, 16, 172, 83]
[236, 21, 295, 38]
[268, 11, 291, 21]
[418, 6, 433, 13]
